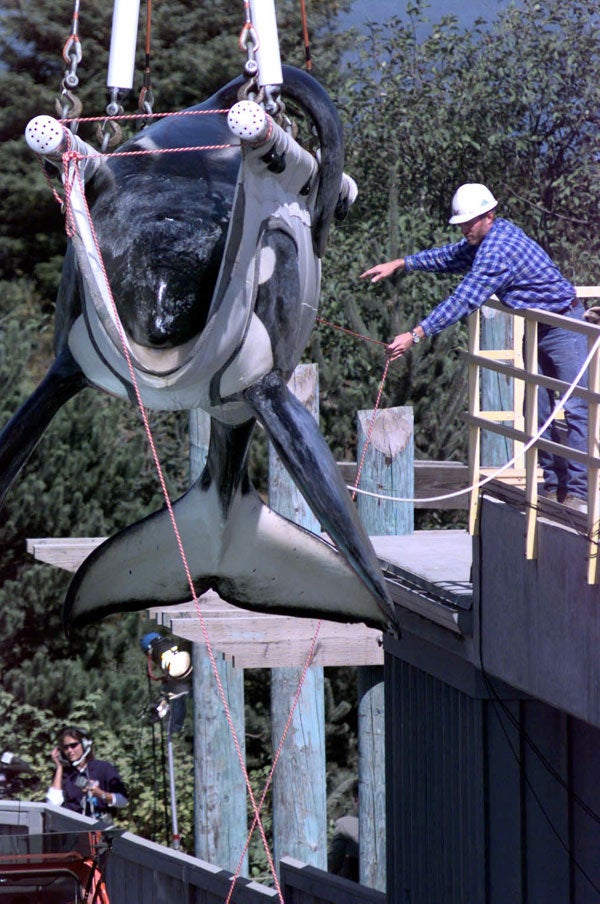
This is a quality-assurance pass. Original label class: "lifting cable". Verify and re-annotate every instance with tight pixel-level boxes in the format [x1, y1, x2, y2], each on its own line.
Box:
[57, 0, 83, 125]
[317, 316, 599, 520]
[298, 0, 312, 70]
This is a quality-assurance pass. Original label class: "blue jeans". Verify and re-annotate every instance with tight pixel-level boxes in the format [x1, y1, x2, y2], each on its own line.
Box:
[537, 302, 588, 499]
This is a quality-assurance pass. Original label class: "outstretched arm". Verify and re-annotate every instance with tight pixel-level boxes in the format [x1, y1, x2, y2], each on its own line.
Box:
[360, 258, 405, 283]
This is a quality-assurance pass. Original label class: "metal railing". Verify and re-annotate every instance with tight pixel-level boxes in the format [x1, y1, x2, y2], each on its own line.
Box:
[465, 288, 600, 584]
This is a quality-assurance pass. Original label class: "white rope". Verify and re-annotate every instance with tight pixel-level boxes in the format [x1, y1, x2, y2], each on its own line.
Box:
[349, 330, 600, 504]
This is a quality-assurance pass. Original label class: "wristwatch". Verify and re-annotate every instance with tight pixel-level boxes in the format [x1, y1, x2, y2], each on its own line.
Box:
[410, 329, 421, 344]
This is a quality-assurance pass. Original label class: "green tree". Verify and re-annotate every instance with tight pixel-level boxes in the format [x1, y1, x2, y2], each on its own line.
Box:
[317, 0, 600, 476]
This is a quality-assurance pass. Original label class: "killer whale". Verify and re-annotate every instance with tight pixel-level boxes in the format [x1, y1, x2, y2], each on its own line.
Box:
[0, 65, 396, 631]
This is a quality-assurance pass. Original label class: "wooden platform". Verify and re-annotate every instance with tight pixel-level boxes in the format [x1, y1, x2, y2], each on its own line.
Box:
[149, 592, 385, 668]
[26, 529, 473, 668]
[372, 531, 473, 636]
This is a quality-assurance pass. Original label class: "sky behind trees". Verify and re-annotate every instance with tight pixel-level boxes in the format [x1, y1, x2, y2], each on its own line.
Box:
[339, 0, 521, 32]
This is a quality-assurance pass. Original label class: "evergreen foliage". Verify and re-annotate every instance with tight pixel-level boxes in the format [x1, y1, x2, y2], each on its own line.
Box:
[317, 0, 600, 472]
[0, 686, 197, 848]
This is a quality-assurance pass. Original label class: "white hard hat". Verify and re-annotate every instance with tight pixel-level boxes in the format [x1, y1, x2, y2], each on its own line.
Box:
[449, 183, 498, 225]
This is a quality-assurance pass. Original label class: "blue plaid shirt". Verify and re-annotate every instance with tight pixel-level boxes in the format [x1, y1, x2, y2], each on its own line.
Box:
[404, 218, 575, 337]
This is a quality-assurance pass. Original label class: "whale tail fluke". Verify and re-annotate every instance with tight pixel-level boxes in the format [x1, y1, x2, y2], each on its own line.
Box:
[65, 414, 395, 633]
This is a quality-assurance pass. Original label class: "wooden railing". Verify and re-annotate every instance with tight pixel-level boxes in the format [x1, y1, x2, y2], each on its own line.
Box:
[465, 288, 600, 584]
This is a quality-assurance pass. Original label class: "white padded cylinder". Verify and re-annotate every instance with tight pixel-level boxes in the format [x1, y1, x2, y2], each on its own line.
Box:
[227, 101, 270, 143]
[25, 115, 102, 183]
[25, 116, 68, 156]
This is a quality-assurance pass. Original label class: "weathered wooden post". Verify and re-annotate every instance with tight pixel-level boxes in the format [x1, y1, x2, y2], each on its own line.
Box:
[356, 405, 414, 892]
[480, 305, 516, 466]
[189, 410, 248, 874]
[356, 407, 414, 535]
[269, 364, 327, 870]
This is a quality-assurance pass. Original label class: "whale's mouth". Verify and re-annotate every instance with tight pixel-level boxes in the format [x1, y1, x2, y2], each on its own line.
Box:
[125, 333, 200, 374]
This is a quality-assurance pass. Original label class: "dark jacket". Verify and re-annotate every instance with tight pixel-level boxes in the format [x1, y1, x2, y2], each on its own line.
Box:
[61, 758, 127, 817]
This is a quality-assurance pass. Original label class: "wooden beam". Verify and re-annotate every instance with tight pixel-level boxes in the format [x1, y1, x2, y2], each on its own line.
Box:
[153, 607, 383, 668]
[26, 537, 105, 572]
[223, 638, 383, 669]
[150, 592, 384, 667]
[268, 364, 327, 871]
[354, 405, 416, 892]
[187, 409, 248, 875]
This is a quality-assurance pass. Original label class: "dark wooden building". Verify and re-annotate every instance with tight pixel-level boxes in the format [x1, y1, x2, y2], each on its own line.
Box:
[381, 490, 600, 903]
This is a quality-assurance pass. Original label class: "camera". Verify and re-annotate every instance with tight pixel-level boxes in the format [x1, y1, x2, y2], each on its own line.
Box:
[0, 752, 39, 799]
[144, 696, 171, 724]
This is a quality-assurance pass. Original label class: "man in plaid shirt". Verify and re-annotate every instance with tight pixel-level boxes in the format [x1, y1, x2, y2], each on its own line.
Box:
[360, 183, 588, 511]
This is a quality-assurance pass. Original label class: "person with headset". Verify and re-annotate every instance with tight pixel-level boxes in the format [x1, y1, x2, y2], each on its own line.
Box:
[360, 183, 589, 513]
[46, 726, 128, 819]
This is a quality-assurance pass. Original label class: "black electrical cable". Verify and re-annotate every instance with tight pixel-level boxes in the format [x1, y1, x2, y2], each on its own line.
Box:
[484, 684, 600, 897]
[521, 491, 598, 548]
[142, 662, 168, 843]
[483, 676, 600, 828]
[149, 721, 159, 842]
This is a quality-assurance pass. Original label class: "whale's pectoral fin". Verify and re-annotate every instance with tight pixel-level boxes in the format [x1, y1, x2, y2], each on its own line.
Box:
[243, 372, 396, 627]
[0, 346, 88, 507]
[65, 416, 394, 632]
